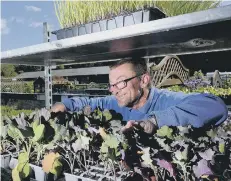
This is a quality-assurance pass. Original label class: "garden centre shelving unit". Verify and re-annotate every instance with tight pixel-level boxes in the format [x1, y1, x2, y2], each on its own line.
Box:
[1, 5, 231, 109]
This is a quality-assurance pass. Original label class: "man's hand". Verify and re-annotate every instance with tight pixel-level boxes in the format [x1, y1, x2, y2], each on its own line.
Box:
[50, 103, 66, 113]
[121, 117, 157, 135]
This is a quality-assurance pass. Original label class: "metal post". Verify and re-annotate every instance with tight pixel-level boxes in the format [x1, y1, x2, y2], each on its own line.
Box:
[43, 22, 52, 109]
[145, 58, 150, 73]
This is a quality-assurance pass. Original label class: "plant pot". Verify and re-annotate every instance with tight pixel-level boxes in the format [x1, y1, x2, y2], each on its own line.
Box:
[52, 7, 166, 40]
[65, 172, 105, 181]
[1, 167, 12, 181]
[30, 164, 47, 181]
[0, 154, 11, 168]
[8, 158, 50, 181]
[65, 167, 105, 181]
[9, 157, 18, 169]
[64, 165, 128, 181]
[65, 172, 85, 181]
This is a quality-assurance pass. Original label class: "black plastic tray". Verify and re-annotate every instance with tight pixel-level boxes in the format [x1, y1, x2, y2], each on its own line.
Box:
[52, 8, 166, 40]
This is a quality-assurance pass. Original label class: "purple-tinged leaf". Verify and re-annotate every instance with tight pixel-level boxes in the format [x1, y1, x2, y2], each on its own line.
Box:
[156, 159, 176, 177]
[193, 159, 213, 178]
[198, 149, 215, 161]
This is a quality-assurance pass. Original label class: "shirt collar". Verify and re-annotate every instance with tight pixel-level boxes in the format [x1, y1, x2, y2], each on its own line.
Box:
[137, 88, 155, 113]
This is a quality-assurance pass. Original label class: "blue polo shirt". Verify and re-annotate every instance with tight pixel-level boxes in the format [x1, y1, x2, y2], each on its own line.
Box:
[62, 88, 228, 128]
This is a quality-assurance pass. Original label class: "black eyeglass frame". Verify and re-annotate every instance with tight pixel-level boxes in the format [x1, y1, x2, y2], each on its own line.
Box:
[108, 74, 143, 90]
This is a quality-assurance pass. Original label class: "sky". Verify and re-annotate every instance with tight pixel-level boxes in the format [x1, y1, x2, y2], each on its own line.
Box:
[1, 1, 60, 51]
[1, 1, 231, 52]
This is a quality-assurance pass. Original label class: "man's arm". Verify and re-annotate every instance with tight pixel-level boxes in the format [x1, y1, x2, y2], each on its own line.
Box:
[52, 96, 116, 112]
[150, 92, 228, 128]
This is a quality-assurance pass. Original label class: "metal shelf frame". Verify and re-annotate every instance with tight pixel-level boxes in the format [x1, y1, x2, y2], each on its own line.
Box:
[1, 5, 231, 108]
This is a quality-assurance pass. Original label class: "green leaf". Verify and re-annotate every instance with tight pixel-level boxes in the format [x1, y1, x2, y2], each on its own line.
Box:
[206, 129, 217, 138]
[81, 135, 91, 147]
[105, 135, 119, 149]
[17, 163, 25, 172]
[33, 124, 45, 142]
[141, 147, 153, 166]
[53, 125, 67, 142]
[32, 119, 40, 131]
[20, 163, 31, 178]
[12, 166, 21, 181]
[72, 139, 82, 152]
[42, 152, 61, 174]
[155, 137, 171, 151]
[156, 126, 173, 139]
[172, 159, 187, 172]
[0, 125, 7, 138]
[174, 145, 188, 161]
[18, 127, 34, 138]
[18, 152, 29, 164]
[219, 143, 225, 154]
[44, 143, 56, 150]
[100, 142, 108, 153]
[8, 125, 20, 139]
[50, 160, 62, 176]
[103, 109, 112, 121]
[108, 147, 117, 161]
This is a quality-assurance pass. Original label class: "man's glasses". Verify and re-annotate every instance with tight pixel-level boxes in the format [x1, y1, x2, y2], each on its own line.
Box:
[108, 74, 142, 90]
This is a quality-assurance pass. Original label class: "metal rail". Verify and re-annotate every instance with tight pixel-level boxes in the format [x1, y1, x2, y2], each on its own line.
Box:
[1, 5, 231, 66]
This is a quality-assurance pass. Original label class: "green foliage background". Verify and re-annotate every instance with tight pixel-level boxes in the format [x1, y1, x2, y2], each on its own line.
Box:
[54, 0, 219, 28]
[1, 106, 33, 117]
[1, 64, 17, 77]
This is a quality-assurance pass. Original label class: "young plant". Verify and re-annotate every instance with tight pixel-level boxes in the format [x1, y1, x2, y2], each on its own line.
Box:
[42, 152, 62, 176]
[12, 152, 31, 181]
[5, 109, 64, 181]
[0, 118, 16, 156]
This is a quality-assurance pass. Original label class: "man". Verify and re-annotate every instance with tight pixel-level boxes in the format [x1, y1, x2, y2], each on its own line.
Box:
[51, 58, 228, 134]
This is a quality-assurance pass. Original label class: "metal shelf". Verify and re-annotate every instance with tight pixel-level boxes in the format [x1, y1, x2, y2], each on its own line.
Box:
[2, 5, 231, 66]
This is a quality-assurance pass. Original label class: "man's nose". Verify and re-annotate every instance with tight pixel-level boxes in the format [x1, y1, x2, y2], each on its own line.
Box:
[109, 85, 118, 94]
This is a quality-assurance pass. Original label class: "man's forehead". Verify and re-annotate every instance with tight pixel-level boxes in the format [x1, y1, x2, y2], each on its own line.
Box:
[110, 63, 134, 72]
[110, 64, 134, 75]
[109, 63, 135, 82]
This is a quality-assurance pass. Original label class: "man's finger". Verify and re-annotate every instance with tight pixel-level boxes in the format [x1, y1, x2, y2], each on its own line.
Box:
[139, 120, 156, 134]
[50, 103, 66, 113]
[121, 120, 137, 133]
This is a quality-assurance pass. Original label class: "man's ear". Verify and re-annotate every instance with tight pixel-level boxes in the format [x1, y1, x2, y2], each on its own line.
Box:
[140, 73, 151, 88]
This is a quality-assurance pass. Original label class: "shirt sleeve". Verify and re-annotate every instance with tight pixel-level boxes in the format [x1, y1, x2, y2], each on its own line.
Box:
[150, 92, 228, 128]
[62, 96, 116, 112]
